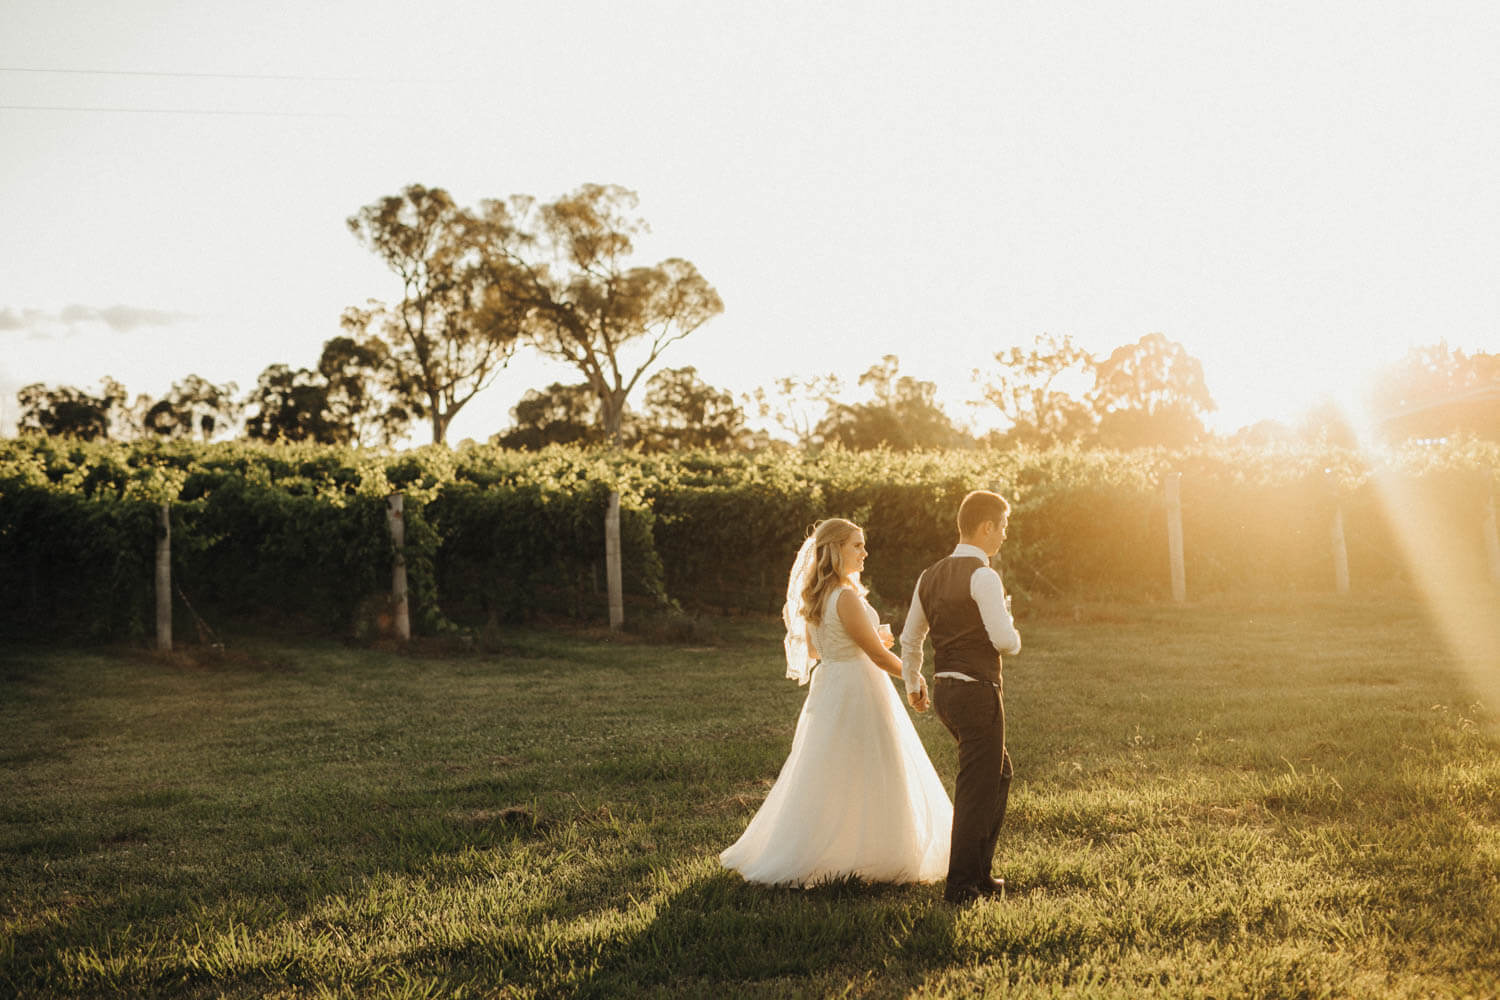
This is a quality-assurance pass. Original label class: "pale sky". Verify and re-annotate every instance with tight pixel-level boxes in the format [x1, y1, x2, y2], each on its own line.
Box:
[3, 0, 1497, 443]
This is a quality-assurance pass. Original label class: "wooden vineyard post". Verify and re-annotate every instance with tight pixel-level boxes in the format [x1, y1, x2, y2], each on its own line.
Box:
[606, 491, 624, 630]
[156, 502, 172, 652]
[1484, 474, 1500, 585]
[386, 493, 411, 641]
[1325, 469, 1350, 596]
[1330, 504, 1351, 596]
[1165, 472, 1186, 604]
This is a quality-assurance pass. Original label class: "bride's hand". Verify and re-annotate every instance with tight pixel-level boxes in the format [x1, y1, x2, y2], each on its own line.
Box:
[907, 679, 929, 713]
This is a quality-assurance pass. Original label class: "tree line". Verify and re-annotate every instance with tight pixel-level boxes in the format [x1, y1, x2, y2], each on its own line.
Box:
[13, 182, 1500, 451]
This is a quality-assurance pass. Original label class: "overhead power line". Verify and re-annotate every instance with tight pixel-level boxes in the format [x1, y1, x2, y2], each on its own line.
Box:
[0, 66, 369, 82]
[0, 65, 455, 116]
[0, 103, 351, 118]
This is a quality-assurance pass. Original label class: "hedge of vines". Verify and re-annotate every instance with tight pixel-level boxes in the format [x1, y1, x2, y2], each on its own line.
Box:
[1, 436, 1495, 642]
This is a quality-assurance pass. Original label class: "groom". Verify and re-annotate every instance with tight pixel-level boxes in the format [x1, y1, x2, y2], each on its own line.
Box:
[900, 490, 1021, 904]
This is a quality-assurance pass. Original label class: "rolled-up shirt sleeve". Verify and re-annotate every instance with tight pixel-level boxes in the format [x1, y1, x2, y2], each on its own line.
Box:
[898, 577, 928, 695]
[970, 566, 1021, 655]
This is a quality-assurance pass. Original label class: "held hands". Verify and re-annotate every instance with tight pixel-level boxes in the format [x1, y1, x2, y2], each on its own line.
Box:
[877, 620, 927, 711]
[907, 677, 930, 713]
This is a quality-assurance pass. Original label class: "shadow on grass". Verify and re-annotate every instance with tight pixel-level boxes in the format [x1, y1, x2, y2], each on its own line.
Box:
[566, 872, 962, 998]
[1343, 763, 1500, 986]
[0, 781, 556, 997]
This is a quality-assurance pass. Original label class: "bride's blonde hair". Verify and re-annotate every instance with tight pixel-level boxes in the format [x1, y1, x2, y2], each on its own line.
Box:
[798, 518, 866, 625]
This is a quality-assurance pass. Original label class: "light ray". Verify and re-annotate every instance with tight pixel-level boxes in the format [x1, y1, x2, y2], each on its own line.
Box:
[1333, 391, 1500, 725]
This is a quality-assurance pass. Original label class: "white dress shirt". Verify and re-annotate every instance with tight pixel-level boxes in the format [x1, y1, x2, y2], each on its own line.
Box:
[899, 543, 1021, 695]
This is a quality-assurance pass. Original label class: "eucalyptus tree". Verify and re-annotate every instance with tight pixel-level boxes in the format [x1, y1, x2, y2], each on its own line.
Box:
[1088, 333, 1216, 449]
[637, 366, 750, 451]
[141, 375, 242, 441]
[243, 364, 340, 443]
[345, 184, 523, 445]
[475, 184, 724, 444]
[815, 355, 972, 451]
[475, 184, 724, 626]
[493, 381, 607, 450]
[16, 377, 128, 440]
[747, 374, 846, 448]
[973, 333, 1097, 447]
[316, 336, 415, 447]
[1370, 342, 1500, 443]
[245, 337, 414, 446]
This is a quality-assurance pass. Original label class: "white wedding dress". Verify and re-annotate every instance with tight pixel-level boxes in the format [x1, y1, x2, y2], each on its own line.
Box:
[720, 586, 952, 886]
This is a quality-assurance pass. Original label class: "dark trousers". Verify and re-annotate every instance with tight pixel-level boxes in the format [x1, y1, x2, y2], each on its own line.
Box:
[934, 677, 1013, 890]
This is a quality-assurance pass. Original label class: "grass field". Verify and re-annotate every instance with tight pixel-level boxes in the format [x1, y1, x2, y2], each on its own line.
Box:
[2, 595, 1498, 998]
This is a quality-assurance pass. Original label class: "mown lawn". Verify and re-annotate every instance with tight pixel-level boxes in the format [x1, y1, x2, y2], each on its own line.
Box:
[2, 596, 1498, 998]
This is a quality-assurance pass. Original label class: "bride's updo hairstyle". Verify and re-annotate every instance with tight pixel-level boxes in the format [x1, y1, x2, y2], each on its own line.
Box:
[798, 518, 865, 625]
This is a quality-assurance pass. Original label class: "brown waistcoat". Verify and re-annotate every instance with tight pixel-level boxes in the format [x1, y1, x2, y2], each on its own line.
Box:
[917, 555, 1002, 686]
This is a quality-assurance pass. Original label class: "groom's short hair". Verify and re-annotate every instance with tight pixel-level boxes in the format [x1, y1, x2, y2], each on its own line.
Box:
[957, 490, 1010, 536]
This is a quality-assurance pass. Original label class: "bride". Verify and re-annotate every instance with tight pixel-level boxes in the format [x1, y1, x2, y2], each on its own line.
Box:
[720, 518, 952, 886]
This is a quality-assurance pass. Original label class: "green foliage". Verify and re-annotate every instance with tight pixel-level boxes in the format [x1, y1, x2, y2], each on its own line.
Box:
[0, 439, 443, 640]
[0, 485, 157, 641]
[2, 437, 1497, 641]
[172, 479, 393, 630]
[428, 479, 662, 624]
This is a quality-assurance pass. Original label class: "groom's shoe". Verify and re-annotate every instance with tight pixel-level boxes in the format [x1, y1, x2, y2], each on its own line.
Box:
[943, 878, 1002, 904]
[976, 877, 1006, 896]
[943, 877, 1006, 905]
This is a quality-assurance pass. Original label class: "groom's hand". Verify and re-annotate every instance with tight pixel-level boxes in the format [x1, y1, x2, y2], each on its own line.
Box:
[908, 684, 930, 713]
